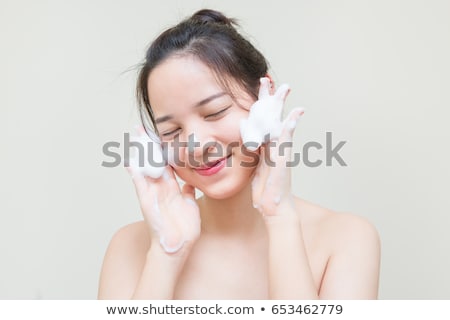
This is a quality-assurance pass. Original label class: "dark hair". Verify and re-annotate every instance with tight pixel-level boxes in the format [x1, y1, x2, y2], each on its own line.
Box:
[136, 9, 269, 132]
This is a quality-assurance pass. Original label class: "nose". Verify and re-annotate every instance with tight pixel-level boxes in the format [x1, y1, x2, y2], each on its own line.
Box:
[181, 130, 218, 167]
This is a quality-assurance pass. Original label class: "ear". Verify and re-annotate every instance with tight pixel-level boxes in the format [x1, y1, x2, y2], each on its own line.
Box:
[265, 73, 275, 95]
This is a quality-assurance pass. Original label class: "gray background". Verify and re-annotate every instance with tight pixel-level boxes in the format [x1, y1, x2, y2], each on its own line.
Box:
[1, 0, 449, 299]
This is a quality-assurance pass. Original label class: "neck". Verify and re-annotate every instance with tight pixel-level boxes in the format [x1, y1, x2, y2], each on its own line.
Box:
[198, 183, 265, 238]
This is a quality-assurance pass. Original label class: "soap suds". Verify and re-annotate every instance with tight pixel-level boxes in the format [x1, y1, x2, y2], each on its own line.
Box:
[240, 77, 305, 151]
[160, 236, 185, 254]
[128, 128, 166, 179]
[240, 78, 289, 150]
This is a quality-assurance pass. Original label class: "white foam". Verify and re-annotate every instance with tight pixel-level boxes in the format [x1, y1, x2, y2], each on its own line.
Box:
[240, 78, 290, 151]
[159, 236, 185, 253]
[128, 128, 166, 179]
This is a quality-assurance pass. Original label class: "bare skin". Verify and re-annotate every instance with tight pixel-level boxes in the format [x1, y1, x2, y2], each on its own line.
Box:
[98, 195, 380, 299]
[97, 56, 380, 300]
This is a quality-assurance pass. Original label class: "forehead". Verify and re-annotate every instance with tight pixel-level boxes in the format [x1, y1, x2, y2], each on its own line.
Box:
[147, 56, 225, 114]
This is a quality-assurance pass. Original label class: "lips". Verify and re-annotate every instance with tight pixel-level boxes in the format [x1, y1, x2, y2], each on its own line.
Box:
[194, 154, 231, 176]
[199, 157, 226, 169]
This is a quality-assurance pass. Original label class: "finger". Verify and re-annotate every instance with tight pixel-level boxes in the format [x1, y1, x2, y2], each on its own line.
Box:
[272, 108, 304, 167]
[125, 165, 148, 200]
[181, 183, 197, 204]
[160, 166, 180, 189]
[240, 118, 249, 141]
[251, 170, 262, 210]
[259, 143, 272, 182]
[274, 84, 290, 102]
[149, 166, 181, 201]
[251, 147, 266, 206]
[148, 189, 164, 230]
[280, 108, 305, 143]
[258, 77, 271, 99]
[180, 183, 201, 236]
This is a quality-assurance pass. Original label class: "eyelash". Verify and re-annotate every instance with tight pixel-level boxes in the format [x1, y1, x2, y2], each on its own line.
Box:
[161, 106, 231, 137]
[162, 129, 180, 137]
[205, 105, 231, 119]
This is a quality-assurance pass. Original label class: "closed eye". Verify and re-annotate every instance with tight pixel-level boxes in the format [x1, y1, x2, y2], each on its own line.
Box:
[161, 128, 180, 137]
[205, 106, 231, 119]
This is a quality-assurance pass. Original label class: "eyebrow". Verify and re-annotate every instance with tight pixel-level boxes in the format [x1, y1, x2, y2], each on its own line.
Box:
[155, 92, 227, 124]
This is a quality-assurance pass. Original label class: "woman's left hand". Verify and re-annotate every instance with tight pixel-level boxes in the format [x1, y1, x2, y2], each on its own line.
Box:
[250, 79, 304, 221]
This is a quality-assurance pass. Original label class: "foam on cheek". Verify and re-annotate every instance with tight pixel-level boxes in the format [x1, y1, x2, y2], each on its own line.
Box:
[129, 130, 166, 178]
[240, 81, 289, 150]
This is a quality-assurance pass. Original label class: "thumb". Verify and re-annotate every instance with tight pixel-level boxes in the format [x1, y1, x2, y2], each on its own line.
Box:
[273, 108, 305, 166]
[181, 183, 197, 207]
[280, 107, 305, 142]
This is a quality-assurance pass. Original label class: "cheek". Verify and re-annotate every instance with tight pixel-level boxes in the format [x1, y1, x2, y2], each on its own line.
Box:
[215, 114, 261, 163]
[235, 144, 260, 170]
[171, 167, 190, 183]
[217, 113, 248, 142]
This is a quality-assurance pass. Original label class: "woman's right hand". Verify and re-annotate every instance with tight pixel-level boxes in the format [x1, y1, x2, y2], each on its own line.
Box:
[126, 158, 201, 255]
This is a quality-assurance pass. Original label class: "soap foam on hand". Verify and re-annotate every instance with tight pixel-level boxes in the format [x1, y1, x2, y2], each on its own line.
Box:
[127, 127, 188, 254]
[240, 77, 291, 151]
[128, 126, 166, 179]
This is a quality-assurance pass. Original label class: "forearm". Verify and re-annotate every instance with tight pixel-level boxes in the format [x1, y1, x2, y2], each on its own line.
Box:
[132, 244, 186, 299]
[266, 212, 319, 300]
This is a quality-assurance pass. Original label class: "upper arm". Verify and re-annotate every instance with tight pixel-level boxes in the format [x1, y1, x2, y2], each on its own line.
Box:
[97, 222, 150, 299]
[318, 213, 381, 299]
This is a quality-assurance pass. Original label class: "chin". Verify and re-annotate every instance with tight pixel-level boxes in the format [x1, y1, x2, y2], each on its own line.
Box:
[197, 176, 251, 200]
[176, 164, 255, 200]
[211, 163, 255, 198]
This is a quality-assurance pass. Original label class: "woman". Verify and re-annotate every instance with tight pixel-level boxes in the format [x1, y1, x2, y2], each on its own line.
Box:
[98, 9, 380, 299]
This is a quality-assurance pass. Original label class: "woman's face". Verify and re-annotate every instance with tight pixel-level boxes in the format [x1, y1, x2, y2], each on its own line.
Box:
[147, 55, 258, 199]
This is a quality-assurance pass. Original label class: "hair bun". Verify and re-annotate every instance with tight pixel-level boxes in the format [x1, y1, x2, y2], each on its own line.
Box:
[190, 9, 237, 27]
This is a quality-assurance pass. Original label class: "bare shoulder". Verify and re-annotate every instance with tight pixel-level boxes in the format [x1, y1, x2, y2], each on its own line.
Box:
[98, 221, 150, 299]
[323, 209, 380, 253]
[294, 197, 381, 298]
[107, 220, 151, 252]
[294, 197, 380, 249]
